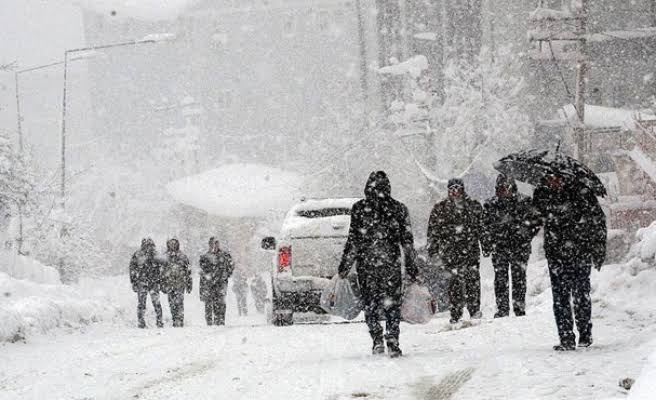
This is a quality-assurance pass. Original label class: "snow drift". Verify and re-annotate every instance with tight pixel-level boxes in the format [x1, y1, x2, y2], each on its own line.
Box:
[0, 272, 127, 343]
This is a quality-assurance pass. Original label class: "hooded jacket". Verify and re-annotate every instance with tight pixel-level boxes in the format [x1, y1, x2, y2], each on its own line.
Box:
[129, 238, 161, 292]
[427, 185, 484, 265]
[481, 175, 540, 257]
[199, 244, 234, 301]
[338, 171, 417, 298]
[160, 238, 192, 294]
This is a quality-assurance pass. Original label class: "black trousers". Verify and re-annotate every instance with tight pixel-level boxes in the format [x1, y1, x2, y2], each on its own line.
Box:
[204, 294, 227, 326]
[548, 263, 592, 345]
[447, 261, 481, 322]
[363, 292, 401, 343]
[167, 291, 185, 327]
[492, 251, 528, 316]
[137, 288, 163, 328]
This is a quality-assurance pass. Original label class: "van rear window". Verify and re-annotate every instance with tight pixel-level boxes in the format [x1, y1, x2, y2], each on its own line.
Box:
[296, 208, 351, 218]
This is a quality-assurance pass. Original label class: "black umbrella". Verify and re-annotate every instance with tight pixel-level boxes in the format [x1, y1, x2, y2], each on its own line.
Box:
[494, 149, 607, 197]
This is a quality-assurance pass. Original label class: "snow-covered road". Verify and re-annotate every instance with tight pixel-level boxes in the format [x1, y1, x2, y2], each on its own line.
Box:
[2, 304, 654, 400]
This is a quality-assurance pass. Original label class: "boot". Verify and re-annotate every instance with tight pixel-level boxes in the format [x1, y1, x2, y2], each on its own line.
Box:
[372, 336, 385, 355]
[578, 335, 593, 348]
[386, 337, 402, 358]
[471, 310, 482, 319]
[553, 342, 576, 351]
[494, 311, 508, 319]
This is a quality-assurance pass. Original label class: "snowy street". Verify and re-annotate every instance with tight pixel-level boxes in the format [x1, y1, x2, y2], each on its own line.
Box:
[2, 258, 655, 400]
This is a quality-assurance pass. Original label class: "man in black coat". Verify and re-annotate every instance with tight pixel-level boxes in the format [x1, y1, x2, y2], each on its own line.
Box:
[533, 173, 607, 351]
[160, 238, 192, 327]
[338, 171, 418, 358]
[129, 237, 163, 328]
[199, 237, 234, 326]
[482, 174, 540, 318]
[427, 178, 484, 324]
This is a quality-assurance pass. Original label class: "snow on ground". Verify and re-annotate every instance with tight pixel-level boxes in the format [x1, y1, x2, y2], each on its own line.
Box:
[1, 230, 656, 399]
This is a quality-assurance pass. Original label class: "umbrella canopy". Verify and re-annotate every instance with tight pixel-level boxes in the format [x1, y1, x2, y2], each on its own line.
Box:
[494, 149, 607, 197]
[167, 163, 303, 218]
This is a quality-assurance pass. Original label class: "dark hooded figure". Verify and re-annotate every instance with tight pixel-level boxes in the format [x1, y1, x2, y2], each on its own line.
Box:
[482, 174, 540, 318]
[533, 173, 607, 351]
[129, 238, 163, 328]
[427, 178, 484, 324]
[338, 171, 417, 358]
[199, 237, 234, 325]
[160, 238, 192, 327]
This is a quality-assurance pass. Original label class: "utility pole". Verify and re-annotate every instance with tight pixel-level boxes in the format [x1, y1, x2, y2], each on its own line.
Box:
[573, 0, 589, 159]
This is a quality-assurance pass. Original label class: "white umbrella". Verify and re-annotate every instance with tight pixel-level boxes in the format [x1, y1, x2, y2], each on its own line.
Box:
[167, 163, 303, 218]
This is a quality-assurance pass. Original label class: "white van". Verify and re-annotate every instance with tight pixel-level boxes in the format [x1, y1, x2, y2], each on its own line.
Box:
[261, 198, 360, 326]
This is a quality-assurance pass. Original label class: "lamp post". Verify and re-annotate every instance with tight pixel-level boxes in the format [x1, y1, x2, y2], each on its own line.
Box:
[59, 33, 176, 208]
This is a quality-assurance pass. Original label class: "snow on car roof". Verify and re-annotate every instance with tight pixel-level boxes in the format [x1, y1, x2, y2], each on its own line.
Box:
[291, 198, 361, 212]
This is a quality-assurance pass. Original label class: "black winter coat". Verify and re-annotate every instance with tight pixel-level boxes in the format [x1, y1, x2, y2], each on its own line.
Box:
[427, 195, 484, 265]
[338, 171, 417, 300]
[482, 192, 540, 259]
[533, 183, 607, 268]
[199, 250, 234, 301]
[160, 251, 192, 294]
[129, 250, 161, 292]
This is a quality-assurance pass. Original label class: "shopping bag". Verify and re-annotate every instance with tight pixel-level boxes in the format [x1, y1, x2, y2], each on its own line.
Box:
[401, 283, 435, 324]
[320, 275, 363, 320]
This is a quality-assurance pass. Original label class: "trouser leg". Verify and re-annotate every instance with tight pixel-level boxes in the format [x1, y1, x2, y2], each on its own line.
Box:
[150, 290, 163, 327]
[364, 295, 384, 341]
[448, 265, 464, 322]
[383, 295, 401, 341]
[137, 290, 147, 328]
[548, 265, 575, 345]
[204, 298, 214, 326]
[572, 266, 592, 340]
[216, 294, 227, 325]
[464, 263, 481, 316]
[493, 253, 510, 316]
[169, 292, 185, 327]
[510, 257, 528, 316]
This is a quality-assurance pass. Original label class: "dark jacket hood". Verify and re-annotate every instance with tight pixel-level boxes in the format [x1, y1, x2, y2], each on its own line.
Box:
[166, 238, 180, 252]
[364, 171, 391, 201]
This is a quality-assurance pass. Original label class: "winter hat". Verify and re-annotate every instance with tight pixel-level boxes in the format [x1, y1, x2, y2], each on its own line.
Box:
[447, 178, 464, 189]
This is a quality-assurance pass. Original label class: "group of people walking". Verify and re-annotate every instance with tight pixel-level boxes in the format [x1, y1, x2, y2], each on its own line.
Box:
[129, 237, 266, 328]
[339, 169, 606, 357]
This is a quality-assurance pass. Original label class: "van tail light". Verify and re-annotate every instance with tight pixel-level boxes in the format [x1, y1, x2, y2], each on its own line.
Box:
[278, 246, 292, 272]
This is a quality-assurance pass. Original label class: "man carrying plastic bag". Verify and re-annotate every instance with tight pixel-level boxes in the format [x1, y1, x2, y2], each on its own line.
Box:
[401, 283, 435, 324]
[337, 171, 418, 358]
[320, 274, 362, 320]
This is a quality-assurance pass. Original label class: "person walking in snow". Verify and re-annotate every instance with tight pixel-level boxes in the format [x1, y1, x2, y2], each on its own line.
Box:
[427, 178, 484, 324]
[338, 171, 418, 358]
[250, 274, 267, 314]
[232, 268, 249, 316]
[482, 174, 540, 318]
[533, 173, 606, 351]
[199, 237, 234, 325]
[129, 237, 163, 328]
[160, 238, 192, 327]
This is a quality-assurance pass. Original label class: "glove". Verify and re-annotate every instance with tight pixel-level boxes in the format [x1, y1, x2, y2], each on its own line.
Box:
[482, 251, 490, 258]
[594, 263, 602, 272]
[337, 270, 348, 279]
[131, 284, 138, 293]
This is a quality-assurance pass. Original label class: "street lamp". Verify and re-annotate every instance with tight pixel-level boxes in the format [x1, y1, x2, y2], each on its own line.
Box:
[59, 33, 176, 208]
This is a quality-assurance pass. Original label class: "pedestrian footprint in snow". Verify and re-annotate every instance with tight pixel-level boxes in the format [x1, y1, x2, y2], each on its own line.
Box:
[427, 178, 484, 324]
[129, 237, 163, 328]
[533, 173, 607, 351]
[160, 238, 192, 327]
[338, 170, 418, 358]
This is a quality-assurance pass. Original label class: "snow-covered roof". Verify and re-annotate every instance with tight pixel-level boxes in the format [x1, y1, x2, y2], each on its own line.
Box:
[377, 55, 428, 78]
[588, 27, 656, 43]
[166, 163, 303, 218]
[529, 7, 573, 22]
[76, 0, 198, 21]
[558, 104, 656, 130]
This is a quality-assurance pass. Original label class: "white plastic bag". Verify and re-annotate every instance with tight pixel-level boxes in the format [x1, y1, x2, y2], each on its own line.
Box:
[401, 283, 435, 324]
[320, 275, 363, 320]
